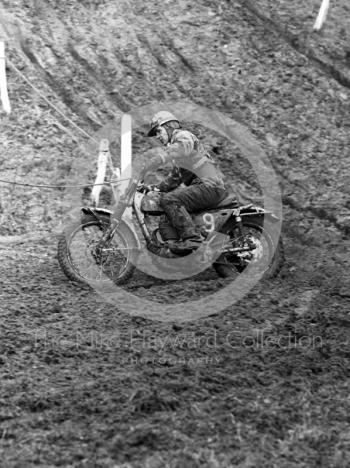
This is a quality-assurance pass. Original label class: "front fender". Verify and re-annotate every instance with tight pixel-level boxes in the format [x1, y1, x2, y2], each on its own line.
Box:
[81, 207, 141, 249]
[82, 206, 113, 220]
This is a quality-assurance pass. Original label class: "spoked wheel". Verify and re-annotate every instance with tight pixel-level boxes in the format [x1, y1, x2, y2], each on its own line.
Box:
[57, 214, 137, 285]
[213, 220, 284, 279]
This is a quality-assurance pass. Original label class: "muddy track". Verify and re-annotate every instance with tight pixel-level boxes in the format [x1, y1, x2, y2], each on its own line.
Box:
[238, 0, 350, 90]
[1, 0, 350, 466]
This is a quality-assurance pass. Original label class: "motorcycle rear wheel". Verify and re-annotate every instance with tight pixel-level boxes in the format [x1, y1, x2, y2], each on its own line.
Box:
[213, 220, 284, 279]
[57, 213, 137, 285]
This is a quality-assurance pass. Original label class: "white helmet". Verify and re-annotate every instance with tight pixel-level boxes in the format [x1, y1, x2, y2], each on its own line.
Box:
[147, 110, 180, 137]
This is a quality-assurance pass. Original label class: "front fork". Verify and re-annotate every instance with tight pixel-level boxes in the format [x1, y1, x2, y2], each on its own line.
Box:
[93, 199, 129, 255]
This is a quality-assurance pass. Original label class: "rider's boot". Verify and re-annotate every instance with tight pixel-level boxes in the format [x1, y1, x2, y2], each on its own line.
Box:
[162, 203, 202, 253]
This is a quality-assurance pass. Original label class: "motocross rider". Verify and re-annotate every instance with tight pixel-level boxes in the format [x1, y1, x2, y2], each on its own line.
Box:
[145, 111, 228, 252]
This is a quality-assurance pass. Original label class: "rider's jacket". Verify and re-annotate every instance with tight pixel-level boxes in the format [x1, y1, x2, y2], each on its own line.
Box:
[149, 129, 225, 191]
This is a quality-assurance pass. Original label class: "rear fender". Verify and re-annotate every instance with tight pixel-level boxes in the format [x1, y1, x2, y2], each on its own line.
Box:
[240, 204, 280, 223]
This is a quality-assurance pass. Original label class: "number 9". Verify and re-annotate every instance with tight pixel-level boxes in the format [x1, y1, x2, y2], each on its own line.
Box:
[203, 213, 215, 233]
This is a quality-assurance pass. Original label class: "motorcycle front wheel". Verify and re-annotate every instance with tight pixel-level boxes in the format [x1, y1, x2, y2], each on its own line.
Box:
[213, 220, 284, 279]
[57, 213, 138, 285]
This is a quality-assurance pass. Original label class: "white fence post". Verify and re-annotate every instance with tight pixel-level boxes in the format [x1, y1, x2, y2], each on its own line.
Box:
[120, 113, 132, 219]
[110, 166, 120, 203]
[0, 41, 11, 113]
[91, 139, 109, 206]
[313, 0, 330, 31]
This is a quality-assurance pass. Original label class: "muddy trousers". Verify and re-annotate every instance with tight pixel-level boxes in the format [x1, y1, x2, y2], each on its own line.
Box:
[158, 183, 226, 241]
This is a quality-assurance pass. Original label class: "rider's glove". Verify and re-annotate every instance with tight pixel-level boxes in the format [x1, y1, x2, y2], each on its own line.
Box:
[148, 185, 161, 193]
[137, 184, 158, 194]
[144, 185, 155, 194]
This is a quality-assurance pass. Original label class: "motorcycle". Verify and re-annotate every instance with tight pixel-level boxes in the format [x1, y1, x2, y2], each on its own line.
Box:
[57, 171, 284, 285]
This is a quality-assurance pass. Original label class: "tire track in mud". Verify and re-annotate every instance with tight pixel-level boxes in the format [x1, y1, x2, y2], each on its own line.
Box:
[237, 0, 350, 90]
[67, 45, 132, 112]
[19, 41, 103, 128]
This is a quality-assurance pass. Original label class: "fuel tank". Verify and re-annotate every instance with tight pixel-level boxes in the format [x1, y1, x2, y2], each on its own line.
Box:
[140, 192, 164, 215]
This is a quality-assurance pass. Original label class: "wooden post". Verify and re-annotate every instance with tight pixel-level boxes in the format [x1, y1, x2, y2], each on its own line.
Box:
[0, 41, 11, 113]
[313, 0, 330, 31]
[91, 139, 109, 206]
